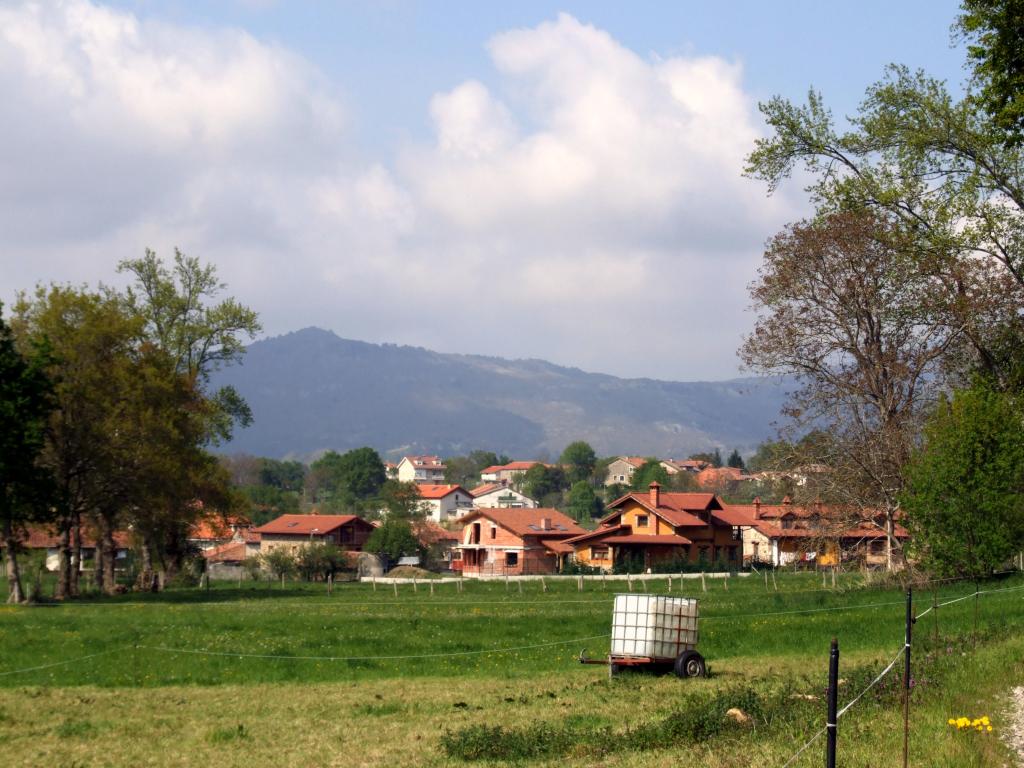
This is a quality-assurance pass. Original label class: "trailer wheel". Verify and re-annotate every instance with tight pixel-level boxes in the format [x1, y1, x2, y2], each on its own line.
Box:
[674, 650, 706, 678]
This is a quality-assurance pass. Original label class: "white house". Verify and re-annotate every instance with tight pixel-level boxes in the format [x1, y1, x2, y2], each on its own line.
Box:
[470, 482, 537, 509]
[396, 455, 447, 483]
[417, 484, 474, 522]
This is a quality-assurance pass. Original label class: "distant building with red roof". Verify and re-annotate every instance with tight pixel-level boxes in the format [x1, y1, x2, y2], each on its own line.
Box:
[414, 484, 474, 522]
[254, 513, 375, 555]
[396, 456, 447, 484]
[21, 526, 131, 572]
[469, 481, 537, 509]
[724, 497, 909, 567]
[478, 461, 550, 484]
[455, 508, 585, 576]
[568, 483, 744, 571]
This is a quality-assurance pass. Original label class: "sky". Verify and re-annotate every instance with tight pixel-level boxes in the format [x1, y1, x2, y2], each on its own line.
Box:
[0, 0, 969, 381]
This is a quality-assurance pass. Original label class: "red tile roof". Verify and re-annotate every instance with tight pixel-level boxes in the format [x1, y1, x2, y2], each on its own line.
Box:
[695, 466, 750, 486]
[564, 525, 630, 545]
[603, 491, 721, 528]
[480, 461, 546, 474]
[458, 508, 585, 538]
[403, 455, 446, 469]
[413, 520, 460, 545]
[203, 541, 250, 563]
[254, 514, 362, 536]
[21, 526, 130, 549]
[189, 514, 252, 541]
[469, 482, 504, 497]
[541, 539, 575, 554]
[599, 534, 693, 546]
[416, 484, 467, 499]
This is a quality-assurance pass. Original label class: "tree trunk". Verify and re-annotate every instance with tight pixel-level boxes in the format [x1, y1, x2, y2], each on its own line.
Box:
[886, 513, 895, 572]
[55, 515, 73, 599]
[69, 511, 82, 597]
[93, 537, 104, 593]
[100, 515, 117, 596]
[3, 518, 25, 604]
[137, 533, 156, 592]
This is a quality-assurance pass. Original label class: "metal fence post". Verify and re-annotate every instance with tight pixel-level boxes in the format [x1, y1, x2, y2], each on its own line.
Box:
[826, 637, 839, 768]
[902, 587, 913, 768]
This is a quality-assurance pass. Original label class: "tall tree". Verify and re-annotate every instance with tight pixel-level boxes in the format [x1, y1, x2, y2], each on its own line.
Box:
[746, 65, 1024, 389]
[630, 459, 670, 490]
[559, 441, 597, 484]
[726, 449, 745, 470]
[740, 213, 959, 569]
[565, 481, 603, 521]
[0, 305, 56, 603]
[13, 287, 145, 597]
[902, 380, 1024, 576]
[118, 249, 261, 441]
[958, 0, 1024, 144]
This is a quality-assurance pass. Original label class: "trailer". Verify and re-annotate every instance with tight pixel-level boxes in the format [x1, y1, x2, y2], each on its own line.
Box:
[579, 593, 706, 678]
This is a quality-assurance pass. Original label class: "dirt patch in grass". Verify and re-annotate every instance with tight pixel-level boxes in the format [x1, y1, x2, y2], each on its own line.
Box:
[385, 566, 442, 579]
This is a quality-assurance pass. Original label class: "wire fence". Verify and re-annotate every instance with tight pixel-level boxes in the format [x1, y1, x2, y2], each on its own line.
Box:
[773, 580, 1024, 767]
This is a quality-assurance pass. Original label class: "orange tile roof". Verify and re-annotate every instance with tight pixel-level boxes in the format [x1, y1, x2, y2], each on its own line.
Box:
[203, 540, 251, 563]
[413, 520, 460, 545]
[22, 526, 130, 549]
[541, 539, 575, 554]
[603, 491, 721, 527]
[404, 455, 446, 469]
[459, 508, 585, 538]
[599, 534, 693, 546]
[481, 461, 546, 474]
[416, 484, 467, 499]
[469, 482, 503, 497]
[254, 514, 363, 535]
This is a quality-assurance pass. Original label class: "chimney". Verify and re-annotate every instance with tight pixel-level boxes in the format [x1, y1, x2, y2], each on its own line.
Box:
[753, 496, 761, 520]
[649, 481, 661, 508]
[540, 517, 552, 531]
[782, 495, 792, 506]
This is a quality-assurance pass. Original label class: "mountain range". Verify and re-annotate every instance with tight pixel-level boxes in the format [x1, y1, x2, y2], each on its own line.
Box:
[211, 327, 793, 461]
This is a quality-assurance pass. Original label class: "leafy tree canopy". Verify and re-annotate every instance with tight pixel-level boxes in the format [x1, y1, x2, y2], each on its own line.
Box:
[365, 518, 422, 561]
[565, 481, 603, 521]
[631, 459, 670, 490]
[559, 441, 597, 483]
[902, 380, 1024, 577]
[958, 0, 1024, 143]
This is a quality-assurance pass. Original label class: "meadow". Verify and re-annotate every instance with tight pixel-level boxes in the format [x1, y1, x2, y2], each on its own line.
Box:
[1, 571, 1022, 766]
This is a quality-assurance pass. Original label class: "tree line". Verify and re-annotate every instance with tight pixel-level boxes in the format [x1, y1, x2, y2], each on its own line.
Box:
[740, 0, 1024, 576]
[2, 251, 259, 603]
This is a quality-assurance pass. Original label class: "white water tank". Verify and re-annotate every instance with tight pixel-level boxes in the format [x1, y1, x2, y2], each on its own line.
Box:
[610, 594, 699, 661]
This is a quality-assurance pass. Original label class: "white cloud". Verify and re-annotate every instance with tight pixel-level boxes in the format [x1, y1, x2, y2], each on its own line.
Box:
[0, 2, 797, 381]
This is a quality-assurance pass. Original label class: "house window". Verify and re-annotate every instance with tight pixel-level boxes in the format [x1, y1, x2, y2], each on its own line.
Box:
[636, 515, 649, 528]
[591, 546, 609, 561]
[505, 551, 518, 567]
[452, 550, 463, 561]
[732, 526, 742, 540]
[490, 526, 497, 540]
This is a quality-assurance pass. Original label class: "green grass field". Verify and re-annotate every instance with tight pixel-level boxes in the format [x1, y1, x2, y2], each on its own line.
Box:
[1, 571, 1022, 766]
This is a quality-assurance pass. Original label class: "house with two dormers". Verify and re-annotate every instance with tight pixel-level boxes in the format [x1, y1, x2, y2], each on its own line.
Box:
[567, 483, 747, 572]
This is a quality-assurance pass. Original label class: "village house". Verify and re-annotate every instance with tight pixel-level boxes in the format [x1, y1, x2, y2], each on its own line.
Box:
[22, 527, 132, 572]
[469, 482, 537, 509]
[415, 484, 474, 522]
[478, 461, 547, 484]
[694, 466, 752, 488]
[395, 455, 447, 483]
[454, 508, 585, 576]
[568, 483, 747, 572]
[660, 458, 711, 475]
[727, 497, 909, 567]
[602, 456, 647, 486]
[412, 519, 461, 570]
[188, 514, 255, 552]
[254, 513, 375, 555]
